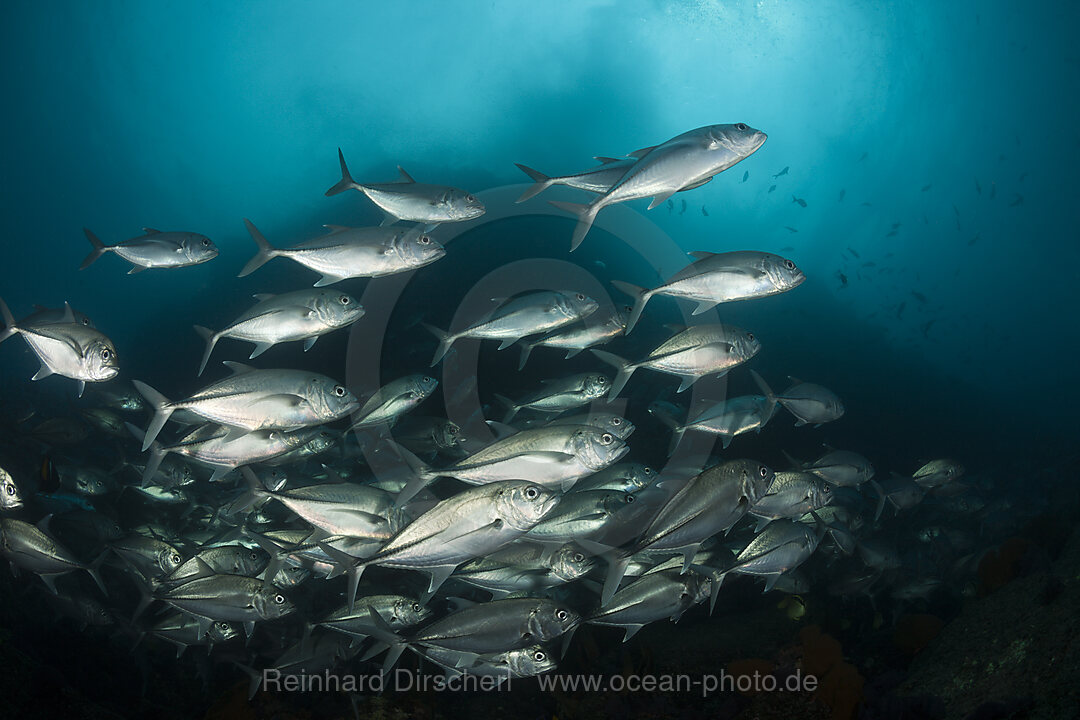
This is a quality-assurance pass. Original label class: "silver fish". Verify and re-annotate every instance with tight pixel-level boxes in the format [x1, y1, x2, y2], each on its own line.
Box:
[516, 306, 627, 369]
[774, 377, 845, 426]
[613, 250, 805, 333]
[134, 363, 359, 450]
[80, 227, 218, 272]
[587, 569, 710, 641]
[0, 298, 119, 396]
[496, 373, 611, 423]
[593, 323, 761, 397]
[326, 149, 485, 224]
[425, 290, 599, 365]
[349, 374, 437, 430]
[194, 289, 365, 375]
[239, 220, 446, 286]
[549, 123, 766, 249]
[0, 518, 107, 595]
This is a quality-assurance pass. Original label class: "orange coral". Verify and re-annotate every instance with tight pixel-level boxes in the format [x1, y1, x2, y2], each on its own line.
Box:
[725, 659, 777, 695]
[798, 625, 864, 720]
[893, 614, 945, 657]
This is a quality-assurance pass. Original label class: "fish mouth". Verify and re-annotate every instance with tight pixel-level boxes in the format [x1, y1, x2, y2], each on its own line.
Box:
[750, 131, 768, 151]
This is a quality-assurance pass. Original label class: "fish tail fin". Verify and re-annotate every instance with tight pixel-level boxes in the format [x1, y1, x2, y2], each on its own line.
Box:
[238, 219, 281, 277]
[79, 228, 111, 270]
[590, 349, 635, 398]
[648, 404, 686, 455]
[387, 441, 435, 507]
[226, 467, 272, 515]
[324, 147, 359, 196]
[85, 551, 109, 597]
[601, 552, 630, 607]
[749, 369, 778, 420]
[421, 322, 454, 366]
[494, 393, 519, 424]
[513, 163, 553, 203]
[131, 380, 175, 452]
[192, 326, 219, 377]
[610, 280, 651, 333]
[549, 199, 600, 251]
[318, 542, 365, 612]
[0, 296, 17, 344]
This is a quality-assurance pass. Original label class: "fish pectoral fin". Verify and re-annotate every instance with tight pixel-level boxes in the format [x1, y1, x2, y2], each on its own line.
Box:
[303, 336, 318, 352]
[676, 375, 700, 393]
[127, 265, 148, 274]
[691, 300, 719, 315]
[248, 342, 275, 359]
[496, 338, 518, 351]
[647, 191, 677, 211]
[314, 273, 347, 287]
[422, 565, 458, 600]
[31, 363, 55, 381]
[621, 624, 646, 642]
[142, 228, 162, 234]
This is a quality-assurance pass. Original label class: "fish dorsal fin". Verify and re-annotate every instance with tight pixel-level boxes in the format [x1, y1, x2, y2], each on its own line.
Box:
[593, 156, 623, 164]
[396, 166, 416, 184]
[663, 323, 687, 334]
[37, 513, 55, 536]
[688, 251, 716, 261]
[142, 228, 162, 235]
[627, 145, 656, 159]
[61, 302, 75, 323]
[322, 225, 350, 233]
[787, 376, 804, 385]
[252, 294, 275, 302]
[222, 361, 257, 375]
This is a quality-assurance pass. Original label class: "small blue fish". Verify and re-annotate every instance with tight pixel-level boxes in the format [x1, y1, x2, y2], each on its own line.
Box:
[741, 171, 749, 183]
[773, 166, 789, 179]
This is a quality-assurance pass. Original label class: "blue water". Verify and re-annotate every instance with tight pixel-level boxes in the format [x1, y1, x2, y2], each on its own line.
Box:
[2, 3, 1080, 717]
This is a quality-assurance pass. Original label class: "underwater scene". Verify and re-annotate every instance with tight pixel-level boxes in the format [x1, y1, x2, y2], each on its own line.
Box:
[1, 2, 1077, 719]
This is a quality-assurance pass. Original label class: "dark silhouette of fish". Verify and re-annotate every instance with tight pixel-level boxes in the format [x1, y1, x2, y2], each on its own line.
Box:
[680, 199, 686, 215]
[968, 233, 979, 246]
[667, 199, 673, 213]
[975, 178, 982, 195]
[701, 205, 708, 217]
[990, 182, 996, 200]
[858, 152, 868, 162]
[952, 205, 960, 216]
[838, 189, 846, 202]
[773, 166, 789, 179]
[896, 301, 906, 319]
[862, 261, 876, 268]
[921, 319, 936, 338]
[781, 246, 794, 251]
[921, 184, 932, 192]
[911, 291, 927, 303]
[741, 171, 749, 183]
[768, 185, 776, 193]
[791, 195, 807, 208]
[886, 230, 898, 238]
[1009, 194, 1023, 207]
[860, 202, 872, 207]
[1019, 172, 1028, 182]
[784, 226, 798, 233]
[847, 247, 860, 258]
[837, 271, 848, 287]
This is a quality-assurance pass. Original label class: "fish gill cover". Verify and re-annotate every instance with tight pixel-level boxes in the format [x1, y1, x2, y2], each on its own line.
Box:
[0, 2, 1078, 719]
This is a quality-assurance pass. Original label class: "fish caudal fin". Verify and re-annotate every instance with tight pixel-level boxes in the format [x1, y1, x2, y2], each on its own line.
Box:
[590, 349, 635, 398]
[549, 199, 600, 251]
[80, 228, 111, 270]
[193, 325, 219, 377]
[514, 163, 553, 203]
[325, 147, 359, 197]
[610, 280, 652, 334]
[238, 219, 282, 277]
[493, 393, 519, 424]
[421, 323, 454, 366]
[131, 380, 176, 452]
[0, 296, 17, 344]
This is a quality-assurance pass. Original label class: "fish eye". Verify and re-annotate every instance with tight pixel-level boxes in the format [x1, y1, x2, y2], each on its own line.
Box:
[216, 622, 228, 629]
[785, 260, 795, 270]
[466, 195, 476, 202]
[412, 602, 421, 612]
[601, 433, 613, 444]
[333, 385, 346, 397]
[339, 295, 350, 304]
[525, 486, 539, 500]
[274, 594, 285, 604]
[643, 467, 654, 475]
[759, 466, 769, 478]
[201, 238, 210, 246]
[250, 551, 259, 560]
[823, 484, 832, 493]
[746, 332, 755, 341]
[171, 553, 181, 564]
[576, 293, 585, 301]
[5, 485, 13, 495]
[419, 235, 431, 244]
[556, 609, 568, 620]
[611, 417, 621, 425]
[735, 123, 748, 131]
[423, 376, 434, 384]
[101, 348, 112, 360]
[534, 651, 546, 661]
[572, 552, 584, 563]
[626, 494, 636, 503]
